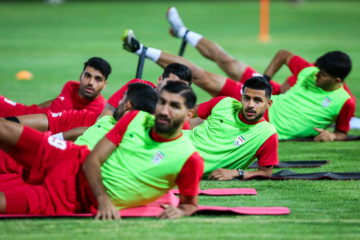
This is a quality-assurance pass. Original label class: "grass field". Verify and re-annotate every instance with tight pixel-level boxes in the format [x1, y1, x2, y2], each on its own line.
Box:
[0, 1, 360, 239]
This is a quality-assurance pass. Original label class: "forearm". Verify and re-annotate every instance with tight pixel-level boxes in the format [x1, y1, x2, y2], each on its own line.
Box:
[63, 127, 89, 141]
[240, 165, 273, 179]
[243, 169, 272, 178]
[82, 154, 109, 202]
[263, 49, 295, 78]
[37, 99, 55, 109]
[82, 138, 115, 202]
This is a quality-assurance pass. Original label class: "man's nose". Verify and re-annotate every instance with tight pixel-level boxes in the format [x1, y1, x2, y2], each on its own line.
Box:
[248, 99, 255, 107]
[88, 78, 95, 85]
[160, 104, 170, 115]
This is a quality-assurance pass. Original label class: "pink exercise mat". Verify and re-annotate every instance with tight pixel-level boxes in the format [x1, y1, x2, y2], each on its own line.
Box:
[0, 189, 290, 218]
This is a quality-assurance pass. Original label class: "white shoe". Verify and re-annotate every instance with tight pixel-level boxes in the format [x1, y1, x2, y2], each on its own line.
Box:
[166, 7, 187, 38]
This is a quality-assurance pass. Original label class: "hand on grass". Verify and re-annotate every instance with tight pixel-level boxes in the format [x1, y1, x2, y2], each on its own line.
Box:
[207, 168, 239, 181]
[95, 195, 121, 220]
[314, 128, 336, 142]
[157, 204, 184, 219]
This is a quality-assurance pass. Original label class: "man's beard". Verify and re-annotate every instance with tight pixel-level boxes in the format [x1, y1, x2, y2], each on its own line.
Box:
[154, 115, 185, 135]
[79, 85, 96, 100]
[242, 108, 266, 122]
[113, 104, 126, 121]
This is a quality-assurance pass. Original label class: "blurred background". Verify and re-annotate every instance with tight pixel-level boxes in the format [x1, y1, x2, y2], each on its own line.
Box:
[0, 0, 359, 117]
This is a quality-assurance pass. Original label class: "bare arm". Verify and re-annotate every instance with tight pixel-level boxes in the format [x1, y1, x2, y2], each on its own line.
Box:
[82, 136, 120, 220]
[263, 49, 296, 78]
[189, 117, 204, 130]
[62, 127, 89, 141]
[37, 98, 56, 109]
[96, 103, 116, 121]
[207, 165, 274, 180]
[157, 194, 198, 219]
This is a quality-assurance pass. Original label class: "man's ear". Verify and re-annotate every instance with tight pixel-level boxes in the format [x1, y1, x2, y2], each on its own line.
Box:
[335, 77, 342, 84]
[267, 99, 273, 109]
[157, 75, 163, 85]
[185, 109, 195, 121]
[101, 80, 108, 90]
[124, 101, 132, 111]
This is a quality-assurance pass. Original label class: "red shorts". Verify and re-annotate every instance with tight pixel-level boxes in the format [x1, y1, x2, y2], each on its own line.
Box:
[0, 96, 48, 117]
[218, 67, 281, 99]
[46, 109, 98, 133]
[0, 150, 22, 174]
[2, 126, 93, 214]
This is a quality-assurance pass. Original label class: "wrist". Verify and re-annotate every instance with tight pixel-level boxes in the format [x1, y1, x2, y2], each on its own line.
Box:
[237, 169, 245, 179]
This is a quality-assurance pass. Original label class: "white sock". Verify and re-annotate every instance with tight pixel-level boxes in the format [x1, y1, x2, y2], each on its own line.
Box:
[186, 31, 203, 47]
[177, 27, 188, 38]
[135, 44, 144, 55]
[51, 132, 64, 140]
[145, 47, 162, 62]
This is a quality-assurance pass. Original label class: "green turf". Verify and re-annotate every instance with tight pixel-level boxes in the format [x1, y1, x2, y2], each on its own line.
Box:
[0, 1, 360, 240]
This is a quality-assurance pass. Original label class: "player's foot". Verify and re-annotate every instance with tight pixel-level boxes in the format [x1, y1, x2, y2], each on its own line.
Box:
[166, 7, 187, 38]
[122, 29, 141, 53]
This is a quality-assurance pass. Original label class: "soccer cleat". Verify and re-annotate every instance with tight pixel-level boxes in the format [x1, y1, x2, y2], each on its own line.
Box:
[166, 7, 187, 38]
[121, 29, 140, 53]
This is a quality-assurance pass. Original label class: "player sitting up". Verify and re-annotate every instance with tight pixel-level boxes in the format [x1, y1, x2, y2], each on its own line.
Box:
[0, 81, 204, 219]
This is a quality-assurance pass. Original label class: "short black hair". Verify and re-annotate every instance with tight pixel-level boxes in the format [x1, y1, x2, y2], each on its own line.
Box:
[242, 76, 272, 99]
[159, 80, 196, 109]
[315, 51, 352, 81]
[162, 63, 192, 85]
[83, 57, 112, 80]
[126, 83, 158, 114]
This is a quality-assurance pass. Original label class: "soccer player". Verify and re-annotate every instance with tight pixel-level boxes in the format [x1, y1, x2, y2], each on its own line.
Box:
[0, 81, 204, 220]
[0, 57, 110, 117]
[5, 63, 193, 141]
[262, 50, 354, 141]
[184, 76, 278, 180]
[121, 8, 355, 141]
[0, 82, 158, 186]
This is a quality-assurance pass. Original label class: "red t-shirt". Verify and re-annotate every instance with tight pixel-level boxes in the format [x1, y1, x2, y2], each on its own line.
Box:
[197, 97, 278, 166]
[107, 79, 157, 109]
[49, 81, 107, 115]
[106, 111, 203, 196]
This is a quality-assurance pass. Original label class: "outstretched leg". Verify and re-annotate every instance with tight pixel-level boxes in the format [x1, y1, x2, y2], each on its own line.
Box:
[0, 118, 24, 153]
[121, 29, 227, 97]
[0, 118, 43, 171]
[166, 7, 248, 81]
[166, 7, 282, 94]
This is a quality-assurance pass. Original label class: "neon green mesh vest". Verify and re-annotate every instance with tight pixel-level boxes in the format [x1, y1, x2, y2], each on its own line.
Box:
[183, 97, 276, 178]
[101, 111, 197, 209]
[269, 67, 351, 140]
[74, 115, 116, 150]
